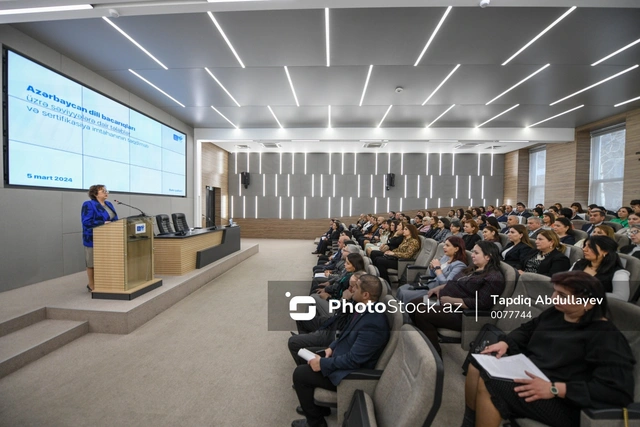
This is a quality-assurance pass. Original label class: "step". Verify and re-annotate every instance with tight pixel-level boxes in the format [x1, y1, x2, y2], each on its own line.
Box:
[0, 319, 89, 379]
[0, 308, 46, 338]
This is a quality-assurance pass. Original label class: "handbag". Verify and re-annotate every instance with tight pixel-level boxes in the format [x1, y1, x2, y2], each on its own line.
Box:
[462, 323, 505, 374]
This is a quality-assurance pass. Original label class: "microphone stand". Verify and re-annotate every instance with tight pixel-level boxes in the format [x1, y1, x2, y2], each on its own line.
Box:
[114, 200, 146, 217]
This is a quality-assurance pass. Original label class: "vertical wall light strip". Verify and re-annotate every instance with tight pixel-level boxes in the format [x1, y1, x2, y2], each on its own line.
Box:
[430, 175, 433, 198]
[304, 196, 307, 220]
[399, 198, 403, 212]
[238, 176, 242, 196]
[349, 197, 353, 216]
[483, 198, 486, 208]
[375, 153, 378, 175]
[259, 152, 262, 173]
[247, 152, 250, 172]
[404, 175, 407, 198]
[386, 198, 390, 213]
[439, 153, 442, 176]
[477, 154, 481, 176]
[426, 153, 430, 175]
[455, 175, 459, 199]
[333, 175, 336, 197]
[425, 198, 428, 209]
[291, 196, 294, 219]
[292, 153, 295, 174]
[329, 153, 332, 174]
[438, 198, 441, 208]
[340, 197, 344, 217]
[243, 196, 246, 219]
[279, 196, 282, 219]
[341, 152, 344, 175]
[481, 176, 485, 199]
[382, 176, 386, 198]
[328, 105, 332, 128]
[312, 174, 315, 197]
[470, 198, 473, 207]
[279, 152, 282, 174]
[234, 152, 237, 174]
[468, 176, 472, 199]
[320, 175, 323, 197]
[370, 175, 373, 197]
[358, 175, 361, 198]
[452, 152, 455, 175]
[374, 197, 377, 215]
[354, 153, 357, 173]
[388, 153, 391, 173]
[328, 197, 331, 217]
[417, 175, 421, 198]
[287, 174, 290, 197]
[400, 153, 404, 175]
[490, 153, 494, 176]
[451, 197, 454, 207]
[304, 153, 307, 174]
[275, 175, 278, 197]
[496, 198, 500, 208]
[230, 195, 234, 218]
[325, 8, 330, 67]
[262, 175, 265, 197]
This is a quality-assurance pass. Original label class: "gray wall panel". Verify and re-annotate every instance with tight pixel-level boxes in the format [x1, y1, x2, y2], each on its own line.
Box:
[358, 153, 375, 173]
[456, 154, 477, 176]
[404, 153, 423, 175]
[262, 154, 279, 174]
[63, 232, 85, 276]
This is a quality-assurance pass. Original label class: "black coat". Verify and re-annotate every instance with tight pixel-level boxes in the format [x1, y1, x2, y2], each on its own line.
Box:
[501, 242, 535, 270]
[619, 245, 640, 260]
[521, 248, 571, 277]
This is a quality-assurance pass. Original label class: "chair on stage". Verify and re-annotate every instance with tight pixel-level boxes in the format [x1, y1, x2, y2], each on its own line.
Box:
[172, 213, 189, 232]
[156, 214, 174, 235]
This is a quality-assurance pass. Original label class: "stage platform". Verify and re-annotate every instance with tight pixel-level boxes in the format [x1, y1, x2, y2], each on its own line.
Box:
[0, 242, 258, 378]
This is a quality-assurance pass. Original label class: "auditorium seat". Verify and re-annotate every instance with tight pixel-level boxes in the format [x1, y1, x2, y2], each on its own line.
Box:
[514, 298, 640, 427]
[156, 214, 174, 235]
[172, 213, 189, 232]
[313, 294, 403, 423]
[387, 236, 431, 286]
[619, 254, 640, 302]
[614, 233, 631, 249]
[340, 325, 444, 427]
[571, 219, 588, 229]
[498, 233, 509, 249]
[402, 237, 439, 283]
[604, 221, 623, 232]
[572, 229, 588, 243]
[564, 245, 584, 266]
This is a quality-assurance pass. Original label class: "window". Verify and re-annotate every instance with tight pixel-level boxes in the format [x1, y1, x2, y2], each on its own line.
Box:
[528, 148, 546, 207]
[590, 125, 625, 210]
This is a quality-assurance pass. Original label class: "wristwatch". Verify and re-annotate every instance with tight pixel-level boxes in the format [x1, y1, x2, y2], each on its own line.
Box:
[434, 266, 442, 270]
[550, 382, 559, 397]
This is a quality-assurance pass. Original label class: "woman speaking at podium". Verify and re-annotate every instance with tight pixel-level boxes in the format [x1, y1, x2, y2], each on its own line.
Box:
[81, 185, 118, 291]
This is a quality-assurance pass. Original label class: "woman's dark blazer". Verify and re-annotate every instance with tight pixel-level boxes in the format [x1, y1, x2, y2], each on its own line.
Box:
[501, 242, 535, 270]
[619, 245, 640, 260]
[559, 234, 576, 245]
[521, 248, 571, 277]
[463, 233, 482, 251]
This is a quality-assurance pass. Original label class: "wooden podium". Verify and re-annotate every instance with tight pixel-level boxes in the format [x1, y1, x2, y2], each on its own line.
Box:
[93, 216, 162, 300]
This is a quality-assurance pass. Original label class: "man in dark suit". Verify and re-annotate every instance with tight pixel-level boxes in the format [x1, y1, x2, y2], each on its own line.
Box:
[527, 217, 543, 239]
[313, 235, 347, 273]
[501, 215, 518, 234]
[582, 209, 605, 236]
[505, 204, 515, 216]
[291, 274, 390, 427]
[515, 202, 532, 218]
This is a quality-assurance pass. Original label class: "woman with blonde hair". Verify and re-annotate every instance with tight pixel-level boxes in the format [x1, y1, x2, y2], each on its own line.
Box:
[519, 230, 570, 277]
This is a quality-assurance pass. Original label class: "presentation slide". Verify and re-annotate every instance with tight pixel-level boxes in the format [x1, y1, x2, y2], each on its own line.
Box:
[4, 49, 187, 196]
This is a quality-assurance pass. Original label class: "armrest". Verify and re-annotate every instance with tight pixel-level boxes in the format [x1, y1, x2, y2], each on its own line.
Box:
[343, 369, 383, 380]
[582, 403, 640, 420]
[461, 311, 497, 350]
[407, 265, 430, 270]
[336, 370, 384, 424]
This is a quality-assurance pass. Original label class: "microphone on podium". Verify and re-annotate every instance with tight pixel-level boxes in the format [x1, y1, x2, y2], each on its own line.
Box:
[113, 199, 146, 217]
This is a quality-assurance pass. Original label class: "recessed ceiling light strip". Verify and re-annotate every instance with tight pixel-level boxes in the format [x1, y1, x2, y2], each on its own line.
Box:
[267, 105, 283, 128]
[414, 6, 452, 66]
[103, 18, 168, 70]
[527, 104, 584, 128]
[421, 64, 460, 106]
[0, 4, 93, 15]
[426, 104, 455, 128]
[211, 106, 238, 128]
[207, 12, 245, 68]
[614, 95, 640, 107]
[550, 64, 638, 106]
[128, 69, 184, 107]
[502, 6, 576, 66]
[325, 8, 330, 67]
[359, 65, 373, 107]
[284, 66, 300, 107]
[377, 105, 393, 128]
[592, 37, 640, 66]
[476, 104, 519, 128]
[486, 63, 550, 105]
[204, 67, 241, 107]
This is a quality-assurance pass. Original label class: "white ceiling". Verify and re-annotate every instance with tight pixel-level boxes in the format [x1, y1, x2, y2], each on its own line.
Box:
[4, 0, 640, 153]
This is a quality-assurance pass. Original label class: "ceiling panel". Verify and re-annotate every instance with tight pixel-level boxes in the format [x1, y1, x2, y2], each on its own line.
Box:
[284, 66, 369, 106]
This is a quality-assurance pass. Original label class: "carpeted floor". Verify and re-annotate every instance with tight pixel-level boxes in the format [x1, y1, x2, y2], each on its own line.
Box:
[0, 238, 467, 427]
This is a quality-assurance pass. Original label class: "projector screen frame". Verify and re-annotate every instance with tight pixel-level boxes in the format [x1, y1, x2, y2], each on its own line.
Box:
[2, 46, 188, 198]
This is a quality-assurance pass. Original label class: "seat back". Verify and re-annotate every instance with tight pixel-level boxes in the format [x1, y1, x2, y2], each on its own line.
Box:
[496, 272, 554, 333]
[571, 219, 587, 229]
[571, 229, 588, 242]
[608, 298, 640, 401]
[172, 213, 189, 232]
[492, 262, 518, 312]
[405, 237, 438, 283]
[374, 295, 404, 370]
[372, 325, 444, 427]
[434, 242, 445, 260]
[498, 233, 509, 249]
[619, 254, 640, 302]
[564, 245, 584, 266]
[614, 233, 630, 249]
[518, 216, 527, 224]
[604, 221, 623, 231]
[366, 264, 379, 277]
[156, 214, 174, 234]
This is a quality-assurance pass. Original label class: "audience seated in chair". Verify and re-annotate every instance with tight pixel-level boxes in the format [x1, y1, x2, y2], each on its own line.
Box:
[518, 230, 570, 278]
[619, 224, 640, 260]
[551, 217, 576, 245]
[482, 225, 503, 251]
[291, 274, 390, 427]
[463, 219, 482, 250]
[501, 224, 535, 270]
[462, 271, 635, 427]
[373, 223, 421, 284]
[409, 241, 506, 358]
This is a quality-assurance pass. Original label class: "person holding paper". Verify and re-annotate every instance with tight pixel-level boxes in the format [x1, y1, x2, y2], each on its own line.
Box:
[81, 184, 118, 291]
[462, 271, 635, 427]
[291, 274, 390, 427]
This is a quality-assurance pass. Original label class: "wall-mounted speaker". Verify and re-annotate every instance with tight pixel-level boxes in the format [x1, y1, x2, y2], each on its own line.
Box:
[241, 172, 250, 189]
[386, 173, 395, 191]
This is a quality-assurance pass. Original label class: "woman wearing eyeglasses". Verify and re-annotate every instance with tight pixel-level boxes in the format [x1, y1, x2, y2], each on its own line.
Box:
[81, 184, 118, 291]
[619, 224, 640, 260]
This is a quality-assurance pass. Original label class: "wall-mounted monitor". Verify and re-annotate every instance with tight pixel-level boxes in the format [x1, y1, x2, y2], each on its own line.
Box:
[3, 48, 187, 196]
